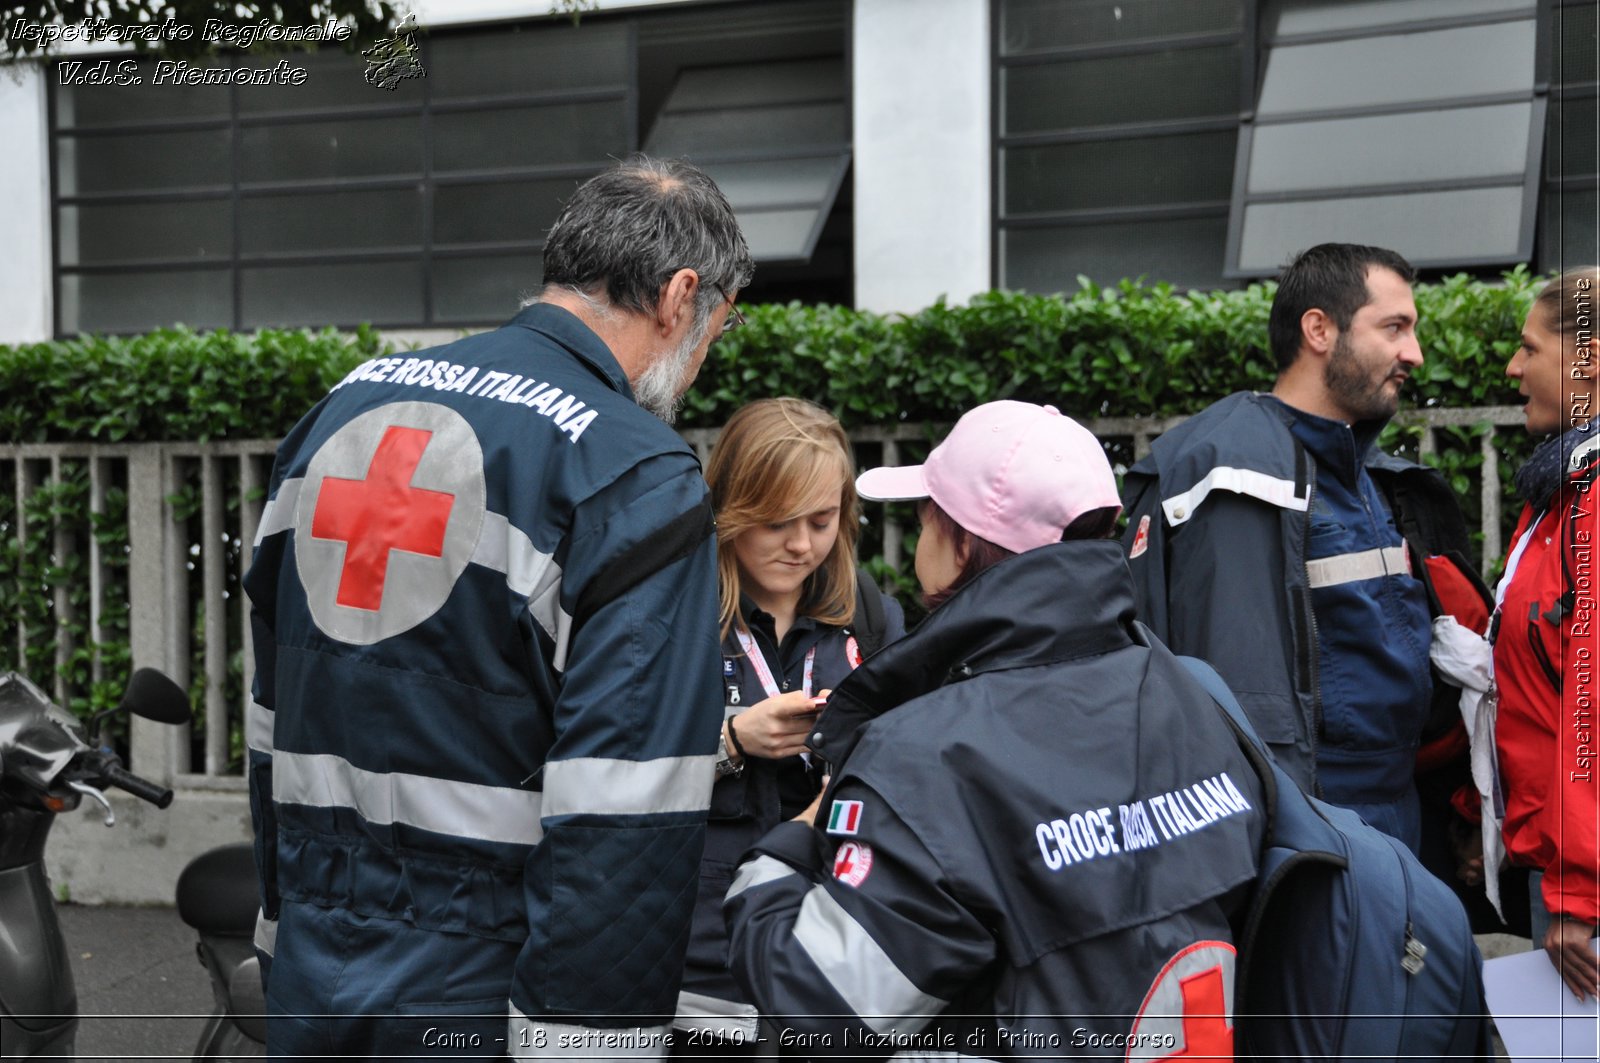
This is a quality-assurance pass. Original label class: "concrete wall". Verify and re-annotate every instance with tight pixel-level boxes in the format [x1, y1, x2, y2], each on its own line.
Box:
[0, 63, 52, 344]
[851, 0, 991, 313]
[47, 789, 252, 906]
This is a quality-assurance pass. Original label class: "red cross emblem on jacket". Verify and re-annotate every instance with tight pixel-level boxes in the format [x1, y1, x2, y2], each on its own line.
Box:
[312, 425, 455, 611]
[292, 401, 487, 646]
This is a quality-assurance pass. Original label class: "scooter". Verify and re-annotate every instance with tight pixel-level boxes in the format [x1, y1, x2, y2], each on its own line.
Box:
[0, 667, 191, 1058]
[176, 841, 267, 1059]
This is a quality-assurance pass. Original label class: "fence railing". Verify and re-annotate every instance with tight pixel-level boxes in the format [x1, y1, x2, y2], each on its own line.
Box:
[2, 404, 1527, 794]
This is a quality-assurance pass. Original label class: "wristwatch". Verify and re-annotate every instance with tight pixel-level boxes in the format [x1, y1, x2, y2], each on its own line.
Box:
[716, 721, 744, 778]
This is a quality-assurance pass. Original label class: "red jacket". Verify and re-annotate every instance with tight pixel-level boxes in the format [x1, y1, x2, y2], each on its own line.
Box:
[1494, 438, 1600, 924]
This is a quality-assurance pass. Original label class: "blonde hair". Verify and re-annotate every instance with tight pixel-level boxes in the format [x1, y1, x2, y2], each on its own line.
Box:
[706, 398, 860, 637]
[1532, 265, 1600, 341]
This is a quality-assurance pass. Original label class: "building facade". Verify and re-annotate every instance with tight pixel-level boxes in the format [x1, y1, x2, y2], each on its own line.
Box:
[0, 0, 1593, 344]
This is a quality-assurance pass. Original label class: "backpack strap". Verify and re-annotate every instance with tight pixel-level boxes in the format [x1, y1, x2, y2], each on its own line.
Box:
[852, 567, 888, 657]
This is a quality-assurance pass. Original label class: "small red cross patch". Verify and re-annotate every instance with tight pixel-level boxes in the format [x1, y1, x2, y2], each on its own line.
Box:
[832, 842, 873, 887]
[1129, 514, 1151, 559]
[311, 425, 455, 611]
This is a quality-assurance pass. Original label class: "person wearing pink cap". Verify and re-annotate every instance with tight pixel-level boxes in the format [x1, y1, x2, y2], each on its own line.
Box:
[722, 400, 1266, 1057]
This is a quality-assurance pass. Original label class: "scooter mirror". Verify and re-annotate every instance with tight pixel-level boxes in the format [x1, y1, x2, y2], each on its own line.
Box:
[119, 669, 192, 726]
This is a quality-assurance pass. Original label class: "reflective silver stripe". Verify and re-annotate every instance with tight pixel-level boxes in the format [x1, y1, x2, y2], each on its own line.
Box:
[726, 854, 799, 900]
[541, 755, 715, 819]
[1162, 466, 1307, 526]
[254, 910, 277, 956]
[1305, 545, 1410, 589]
[472, 511, 573, 672]
[508, 1007, 670, 1060]
[254, 477, 302, 546]
[791, 885, 947, 1038]
[273, 750, 544, 846]
[673, 990, 758, 1038]
[246, 699, 274, 756]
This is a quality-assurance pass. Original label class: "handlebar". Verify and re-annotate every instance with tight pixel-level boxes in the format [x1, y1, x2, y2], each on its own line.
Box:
[102, 763, 174, 809]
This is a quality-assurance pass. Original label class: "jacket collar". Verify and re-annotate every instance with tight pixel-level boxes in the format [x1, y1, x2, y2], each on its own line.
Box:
[1274, 398, 1386, 490]
[810, 540, 1137, 766]
[505, 303, 634, 399]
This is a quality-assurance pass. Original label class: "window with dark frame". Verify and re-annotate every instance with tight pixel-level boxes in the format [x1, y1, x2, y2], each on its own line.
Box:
[51, 1, 850, 337]
[994, 0, 1597, 293]
[1227, 0, 1546, 277]
[1538, 0, 1599, 272]
[994, 0, 1253, 293]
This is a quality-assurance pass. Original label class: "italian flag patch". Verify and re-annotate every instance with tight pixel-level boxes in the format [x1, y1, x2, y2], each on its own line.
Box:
[826, 799, 863, 835]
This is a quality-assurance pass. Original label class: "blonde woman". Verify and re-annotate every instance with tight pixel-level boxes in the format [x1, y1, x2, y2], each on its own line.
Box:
[673, 398, 904, 1055]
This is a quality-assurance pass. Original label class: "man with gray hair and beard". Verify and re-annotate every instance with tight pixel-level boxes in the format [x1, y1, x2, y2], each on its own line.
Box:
[245, 155, 753, 1059]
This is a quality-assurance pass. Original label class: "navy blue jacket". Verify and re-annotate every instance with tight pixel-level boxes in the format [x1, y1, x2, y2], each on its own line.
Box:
[1120, 392, 1448, 814]
[245, 304, 723, 1057]
[724, 543, 1263, 1057]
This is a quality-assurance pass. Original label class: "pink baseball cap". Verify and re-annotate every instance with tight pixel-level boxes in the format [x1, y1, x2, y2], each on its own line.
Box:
[856, 401, 1120, 554]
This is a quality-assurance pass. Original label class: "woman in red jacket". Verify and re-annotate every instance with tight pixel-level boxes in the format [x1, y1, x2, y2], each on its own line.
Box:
[1497, 265, 1600, 1001]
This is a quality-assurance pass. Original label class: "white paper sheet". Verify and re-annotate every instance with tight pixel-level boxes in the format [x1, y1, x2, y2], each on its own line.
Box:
[1483, 943, 1600, 1063]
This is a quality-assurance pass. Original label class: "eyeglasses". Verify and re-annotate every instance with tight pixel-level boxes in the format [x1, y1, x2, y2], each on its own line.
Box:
[716, 284, 746, 335]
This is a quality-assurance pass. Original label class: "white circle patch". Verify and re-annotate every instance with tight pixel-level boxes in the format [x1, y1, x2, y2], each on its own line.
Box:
[832, 842, 873, 887]
[294, 401, 485, 645]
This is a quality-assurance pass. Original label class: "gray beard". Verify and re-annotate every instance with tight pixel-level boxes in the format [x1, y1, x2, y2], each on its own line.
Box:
[633, 323, 703, 424]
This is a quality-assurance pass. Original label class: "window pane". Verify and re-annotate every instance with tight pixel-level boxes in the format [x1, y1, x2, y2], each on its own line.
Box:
[1257, 22, 1535, 117]
[1238, 187, 1527, 272]
[645, 102, 847, 155]
[738, 209, 825, 262]
[1003, 46, 1241, 133]
[240, 189, 423, 254]
[241, 262, 422, 327]
[1249, 104, 1533, 192]
[433, 255, 542, 324]
[1555, 3, 1599, 85]
[239, 117, 421, 182]
[1002, 215, 1230, 291]
[236, 48, 425, 113]
[430, 22, 630, 97]
[1000, 0, 1243, 55]
[1005, 132, 1235, 214]
[435, 179, 582, 246]
[57, 129, 232, 195]
[1537, 185, 1600, 271]
[666, 59, 845, 110]
[1547, 95, 1599, 179]
[59, 200, 232, 266]
[700, 157, 846, 210]
[1270, 0, 1534, 38]
[55, 62, 230, 126]
[60, 270, 232, 334]
[433, 101, 629, 172]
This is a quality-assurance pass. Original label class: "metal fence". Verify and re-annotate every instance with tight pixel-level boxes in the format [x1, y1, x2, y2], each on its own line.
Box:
[1, 404, 1526, 793]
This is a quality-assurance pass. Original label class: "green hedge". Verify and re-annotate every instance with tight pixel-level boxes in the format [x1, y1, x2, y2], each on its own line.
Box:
[0, 268, 1542, 443]
[0, 271, 1546, 745]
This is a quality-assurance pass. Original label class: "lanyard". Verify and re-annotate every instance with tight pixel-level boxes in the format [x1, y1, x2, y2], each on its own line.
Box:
[1489, 509, 1545, 658]
[734, 627, 815, 700]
